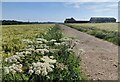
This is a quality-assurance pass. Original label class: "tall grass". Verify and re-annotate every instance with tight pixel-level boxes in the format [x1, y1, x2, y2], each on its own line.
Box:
[66, 23, 119, 45]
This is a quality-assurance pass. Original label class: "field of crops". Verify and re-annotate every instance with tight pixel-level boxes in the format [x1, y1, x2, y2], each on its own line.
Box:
[66, 23, 119, 45]
[2, 24, 54, 58]
[2, 24, 86, 81]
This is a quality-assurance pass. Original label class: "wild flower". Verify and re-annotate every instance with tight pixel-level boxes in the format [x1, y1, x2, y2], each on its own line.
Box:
[22, 39, 33, 44]
[61, 42, 69, 46]
[35, 70, 41, 75]
[54, 43, 61, 46]
[49, 56, 54, 59]
[9, 64, 23, 73]
[36, 38, 48, 43]
[46, 76, 50, 79]
[4, 64, 23, 74]
[36, 41, 43, 44]
[41, 56, 56, 64]
[25, 51, 32, 55]
[50, 39, 56, 42]
[5, 54, 24, 63]
[35, 49, 49, 54]
[4, 67, 9, 74]
[28, 69, 34, 75]
[39, 44, 49, 49]
[61, 42, 66, 45]
[16, 52, 25, 56]
[29, 56, 56, 76]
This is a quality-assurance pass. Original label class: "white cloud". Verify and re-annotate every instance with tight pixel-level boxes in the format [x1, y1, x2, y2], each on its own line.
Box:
[65, 2, 84, 8]
[65, 2, 118, 9]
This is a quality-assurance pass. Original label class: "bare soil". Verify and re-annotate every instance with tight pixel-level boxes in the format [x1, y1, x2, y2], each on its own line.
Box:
[58, 24, 118, 80]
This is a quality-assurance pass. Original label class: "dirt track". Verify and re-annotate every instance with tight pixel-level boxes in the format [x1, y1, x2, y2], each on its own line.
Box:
[58, 24, 118, 80]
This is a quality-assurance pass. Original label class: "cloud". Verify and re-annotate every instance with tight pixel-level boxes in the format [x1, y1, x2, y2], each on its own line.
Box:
[65, 2, 84, 8]
[65, 2, 118, 10]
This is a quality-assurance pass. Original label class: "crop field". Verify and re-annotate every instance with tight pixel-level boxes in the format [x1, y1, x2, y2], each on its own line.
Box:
[2, 24, 86, 81]
[2, 24, 54, 58]
[66, 23, 119, 45]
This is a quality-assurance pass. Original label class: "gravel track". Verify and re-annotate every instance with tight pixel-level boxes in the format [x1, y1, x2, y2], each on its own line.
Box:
[58, 24, 118, 80]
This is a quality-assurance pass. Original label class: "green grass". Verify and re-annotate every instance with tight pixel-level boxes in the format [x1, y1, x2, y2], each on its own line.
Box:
[66, 23, 119, 45]
[68, 23, 118, 32]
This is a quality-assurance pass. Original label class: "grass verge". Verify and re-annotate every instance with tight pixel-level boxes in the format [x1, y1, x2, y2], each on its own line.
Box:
[66, 24, 120, 46]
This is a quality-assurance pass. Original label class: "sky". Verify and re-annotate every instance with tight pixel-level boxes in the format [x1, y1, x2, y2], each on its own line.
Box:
[2, 0, 120, 2]
[2, 2, 119, 22]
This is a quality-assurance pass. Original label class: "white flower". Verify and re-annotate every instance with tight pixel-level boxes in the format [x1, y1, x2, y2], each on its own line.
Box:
[19, 64, 23, 68]
[32, 63, 38, 68]
[36, 41, 43, 44]
[50, 39, 56, 42]
[22, 39, 33, 44]
[35, 70, 41, 75]
[47, 67, 53, 72]
[54, 43, 61, 46]
[6, 53, 25, 63]
[16, 69, 22, 73]
[36, 49, 49, 54]
[5, 58, 8, 62]
[16, 52, 19, 55]
[25, 51, 31, 55]
[10, 69, 16, 74]
[41, 70, 48, 76]
[29, 66, 33, 70]
[49, 65, 54, 68]
[30, 56, 56, 76]
[4, 67, 9, 74]
[46, 76, 50, 79]
[41, 56, 56, 64]
[8, 64, 23, 74]
[50, 56, 54, 59]
[61, 42, 66, 45]
[36, 38, 47, 43]
[28, 70, 34, 74]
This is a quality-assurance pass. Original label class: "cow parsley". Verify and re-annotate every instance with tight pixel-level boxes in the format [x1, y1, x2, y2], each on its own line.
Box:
[4, 64, 23, 74]
[28, 56, 56, 76]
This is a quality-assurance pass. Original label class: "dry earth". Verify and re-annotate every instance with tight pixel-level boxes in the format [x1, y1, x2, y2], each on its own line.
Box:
[58, 24, 118, 80]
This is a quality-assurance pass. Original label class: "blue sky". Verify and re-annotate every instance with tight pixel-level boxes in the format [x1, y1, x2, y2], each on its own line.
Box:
[2, 2, 118, 22]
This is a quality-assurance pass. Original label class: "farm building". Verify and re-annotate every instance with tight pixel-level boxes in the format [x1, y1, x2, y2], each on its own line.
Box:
[90, 17, 116, 23]
[64, 17, 89, 23]
[64, 17, 76, 23]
